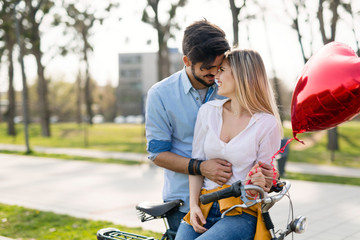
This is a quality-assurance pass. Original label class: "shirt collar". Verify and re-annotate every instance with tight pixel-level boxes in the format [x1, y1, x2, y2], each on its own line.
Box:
[209, 98, 262, 123]
[181, 67, 193, 94]
[207, 98, 229, 107]
[181, 67, 218, 94]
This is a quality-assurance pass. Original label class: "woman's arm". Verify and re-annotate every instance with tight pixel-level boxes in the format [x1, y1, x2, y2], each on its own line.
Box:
[189, 175, 207, 233]
[257, 117, 282, 191]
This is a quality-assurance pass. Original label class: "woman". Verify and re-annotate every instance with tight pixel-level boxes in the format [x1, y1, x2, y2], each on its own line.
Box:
[175, 49, 282, 240]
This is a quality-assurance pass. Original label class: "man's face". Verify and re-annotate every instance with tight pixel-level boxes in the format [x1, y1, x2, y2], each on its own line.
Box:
[190, 55, 225, 88]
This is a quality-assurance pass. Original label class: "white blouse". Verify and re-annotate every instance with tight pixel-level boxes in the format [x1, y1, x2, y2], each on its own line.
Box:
[192, 98, 281, 191]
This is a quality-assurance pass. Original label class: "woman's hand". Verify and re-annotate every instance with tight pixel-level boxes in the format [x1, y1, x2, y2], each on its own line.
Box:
[246, 164, 266, 196]
[189, 205, 207, 233]
[259, 161, 278, 192]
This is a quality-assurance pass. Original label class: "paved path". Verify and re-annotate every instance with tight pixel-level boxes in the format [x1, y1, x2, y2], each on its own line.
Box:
[1, 145, 360, 239]
[1, 143, 360, 177]
[0, 143, 148, 162]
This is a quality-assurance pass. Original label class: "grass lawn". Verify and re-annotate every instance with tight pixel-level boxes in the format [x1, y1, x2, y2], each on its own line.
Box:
[0, 123, 147, 153]
[0, 203, 162, 240]
[1, 121, 360, 167]
[284, 121, 360, 168]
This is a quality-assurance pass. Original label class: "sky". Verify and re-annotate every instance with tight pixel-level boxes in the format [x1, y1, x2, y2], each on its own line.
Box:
[1, 0, 359, 92]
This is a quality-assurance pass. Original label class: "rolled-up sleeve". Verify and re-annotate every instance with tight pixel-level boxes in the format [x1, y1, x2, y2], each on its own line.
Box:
[145, 87, 173, 160]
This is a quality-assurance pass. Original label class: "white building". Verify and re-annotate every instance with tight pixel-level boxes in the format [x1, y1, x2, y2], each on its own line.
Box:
[117, 48, 183, 116]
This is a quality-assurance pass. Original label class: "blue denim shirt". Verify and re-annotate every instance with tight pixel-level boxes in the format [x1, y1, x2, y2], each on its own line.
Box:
[145, 68, 224, 212]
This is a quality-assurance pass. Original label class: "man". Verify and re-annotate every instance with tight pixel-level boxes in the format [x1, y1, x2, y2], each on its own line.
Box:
[145, 20, 276, 232]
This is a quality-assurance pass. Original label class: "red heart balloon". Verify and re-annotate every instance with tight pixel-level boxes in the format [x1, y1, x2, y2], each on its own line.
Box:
[291, 42, 360, 140]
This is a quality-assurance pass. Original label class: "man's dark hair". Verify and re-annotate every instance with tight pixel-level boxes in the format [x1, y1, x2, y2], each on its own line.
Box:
[182, 20, 230, 68]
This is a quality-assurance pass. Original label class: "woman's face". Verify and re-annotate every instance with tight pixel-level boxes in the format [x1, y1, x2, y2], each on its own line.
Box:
[215, 60, 236, 97]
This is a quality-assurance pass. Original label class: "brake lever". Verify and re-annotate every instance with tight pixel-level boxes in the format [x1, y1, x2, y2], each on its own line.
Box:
[269, 182, 285, 193]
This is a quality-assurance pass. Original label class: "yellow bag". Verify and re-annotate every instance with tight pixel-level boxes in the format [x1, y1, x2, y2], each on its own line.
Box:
[183, 185, 271, 240]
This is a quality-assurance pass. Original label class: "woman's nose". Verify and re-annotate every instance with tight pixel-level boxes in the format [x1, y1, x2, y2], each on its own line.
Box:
[215, 69, 221, 78]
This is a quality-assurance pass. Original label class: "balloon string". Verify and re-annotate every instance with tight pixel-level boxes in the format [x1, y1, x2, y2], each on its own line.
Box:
[260, 137, 294, 185]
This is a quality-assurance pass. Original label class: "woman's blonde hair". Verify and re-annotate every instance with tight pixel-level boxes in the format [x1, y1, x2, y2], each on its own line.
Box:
[225, 49, 282, 131]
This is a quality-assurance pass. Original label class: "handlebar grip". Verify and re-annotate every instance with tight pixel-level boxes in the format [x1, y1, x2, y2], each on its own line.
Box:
[200, 186, 236, 205]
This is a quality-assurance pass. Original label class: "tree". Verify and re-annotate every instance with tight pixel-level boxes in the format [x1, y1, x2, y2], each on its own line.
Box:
[239, 1, 285, 122]
[96, 82, 117, 122]
[14, 0, 31, 152]
[258, 2, 285, 122]
[0, 0, 17, 136]
[23, 0, 54, 137]
[228, 0, 247, 47]
[317, 0, 341, 155]
[142, 0, 187, 81]
[340, 0, 360, 56]
[284, 0, 359, 158]
[56, 0, 119, 124]
[282, 0, 315, 63]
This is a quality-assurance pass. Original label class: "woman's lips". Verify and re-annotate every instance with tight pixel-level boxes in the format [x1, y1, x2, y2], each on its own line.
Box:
[215, 79, 222, 87]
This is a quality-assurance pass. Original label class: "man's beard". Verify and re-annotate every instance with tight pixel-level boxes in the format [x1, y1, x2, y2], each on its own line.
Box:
[191, 65, 215, 88]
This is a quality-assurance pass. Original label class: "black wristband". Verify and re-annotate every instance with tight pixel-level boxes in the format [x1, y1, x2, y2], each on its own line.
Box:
[188, 158, 196, 175]
[195, 160, 204, 175]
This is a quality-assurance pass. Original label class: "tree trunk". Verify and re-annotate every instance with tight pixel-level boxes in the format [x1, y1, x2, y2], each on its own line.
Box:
[14, 2, 31, 153]
[158, 40, 170, 81]
[28, 2, 51, 137]
[83, 45, 93, 124]
[7, 46, 16, 136]
[327, 127, 339, 161]
[260, 8, 284, 122]
[317, 0, 340, 151]
[229, 0, 240, 47]
[76, 71, 82, 124]
[34, 49, 51, 137]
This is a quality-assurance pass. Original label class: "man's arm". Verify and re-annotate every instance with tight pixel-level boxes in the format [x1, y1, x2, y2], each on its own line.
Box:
[154, 152, 232, 185]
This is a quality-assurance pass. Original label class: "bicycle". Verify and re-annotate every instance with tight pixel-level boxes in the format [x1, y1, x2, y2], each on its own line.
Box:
[97, 180, 307, 240]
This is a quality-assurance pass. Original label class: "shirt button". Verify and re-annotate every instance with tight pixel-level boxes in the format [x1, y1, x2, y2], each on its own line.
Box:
[196, 97, 199, 100]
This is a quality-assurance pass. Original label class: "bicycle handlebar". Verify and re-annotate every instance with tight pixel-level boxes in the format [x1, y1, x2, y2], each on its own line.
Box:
[200, 180, 290, 207]
[200, 180, 243, 204]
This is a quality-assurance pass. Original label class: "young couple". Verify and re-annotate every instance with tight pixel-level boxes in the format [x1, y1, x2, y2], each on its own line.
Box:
[145, 20, 281, 240]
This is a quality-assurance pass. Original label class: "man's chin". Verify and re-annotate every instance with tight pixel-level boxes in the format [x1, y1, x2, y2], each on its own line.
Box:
[201, 79, 215, 87]
[194, 76, 215, 88]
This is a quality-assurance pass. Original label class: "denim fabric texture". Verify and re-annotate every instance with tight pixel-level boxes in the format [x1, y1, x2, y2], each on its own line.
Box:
[175, 202, 257, 240]
[166, 209, 187, 232]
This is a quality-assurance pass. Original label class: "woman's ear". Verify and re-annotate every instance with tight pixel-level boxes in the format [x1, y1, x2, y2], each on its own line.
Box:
[183, 55, 191, 67]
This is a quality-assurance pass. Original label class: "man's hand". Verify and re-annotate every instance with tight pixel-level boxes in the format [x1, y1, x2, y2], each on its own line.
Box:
[259, 161, 278, 192]
[200, 159, 232, 185]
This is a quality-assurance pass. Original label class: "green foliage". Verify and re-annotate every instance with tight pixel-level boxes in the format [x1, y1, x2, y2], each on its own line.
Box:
[286, 121, 360, 168]
[0, 203, 162, 240]
[0, 122, 147, 153]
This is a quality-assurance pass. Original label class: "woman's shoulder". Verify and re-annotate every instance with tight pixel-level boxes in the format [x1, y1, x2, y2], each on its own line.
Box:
[253, 112, 278, 127]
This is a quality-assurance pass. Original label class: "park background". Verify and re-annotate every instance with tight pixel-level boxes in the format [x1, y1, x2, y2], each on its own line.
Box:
[0, 0, 360, 239]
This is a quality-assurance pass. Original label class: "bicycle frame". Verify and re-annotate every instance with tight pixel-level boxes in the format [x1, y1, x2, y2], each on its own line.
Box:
[200, 180, 307, 240]
[97, 180, 307, 240]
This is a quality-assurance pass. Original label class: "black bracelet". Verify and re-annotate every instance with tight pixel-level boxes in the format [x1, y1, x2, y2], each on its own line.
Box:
[188, 158, 196, 175]
[195, 159, 204, 175]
